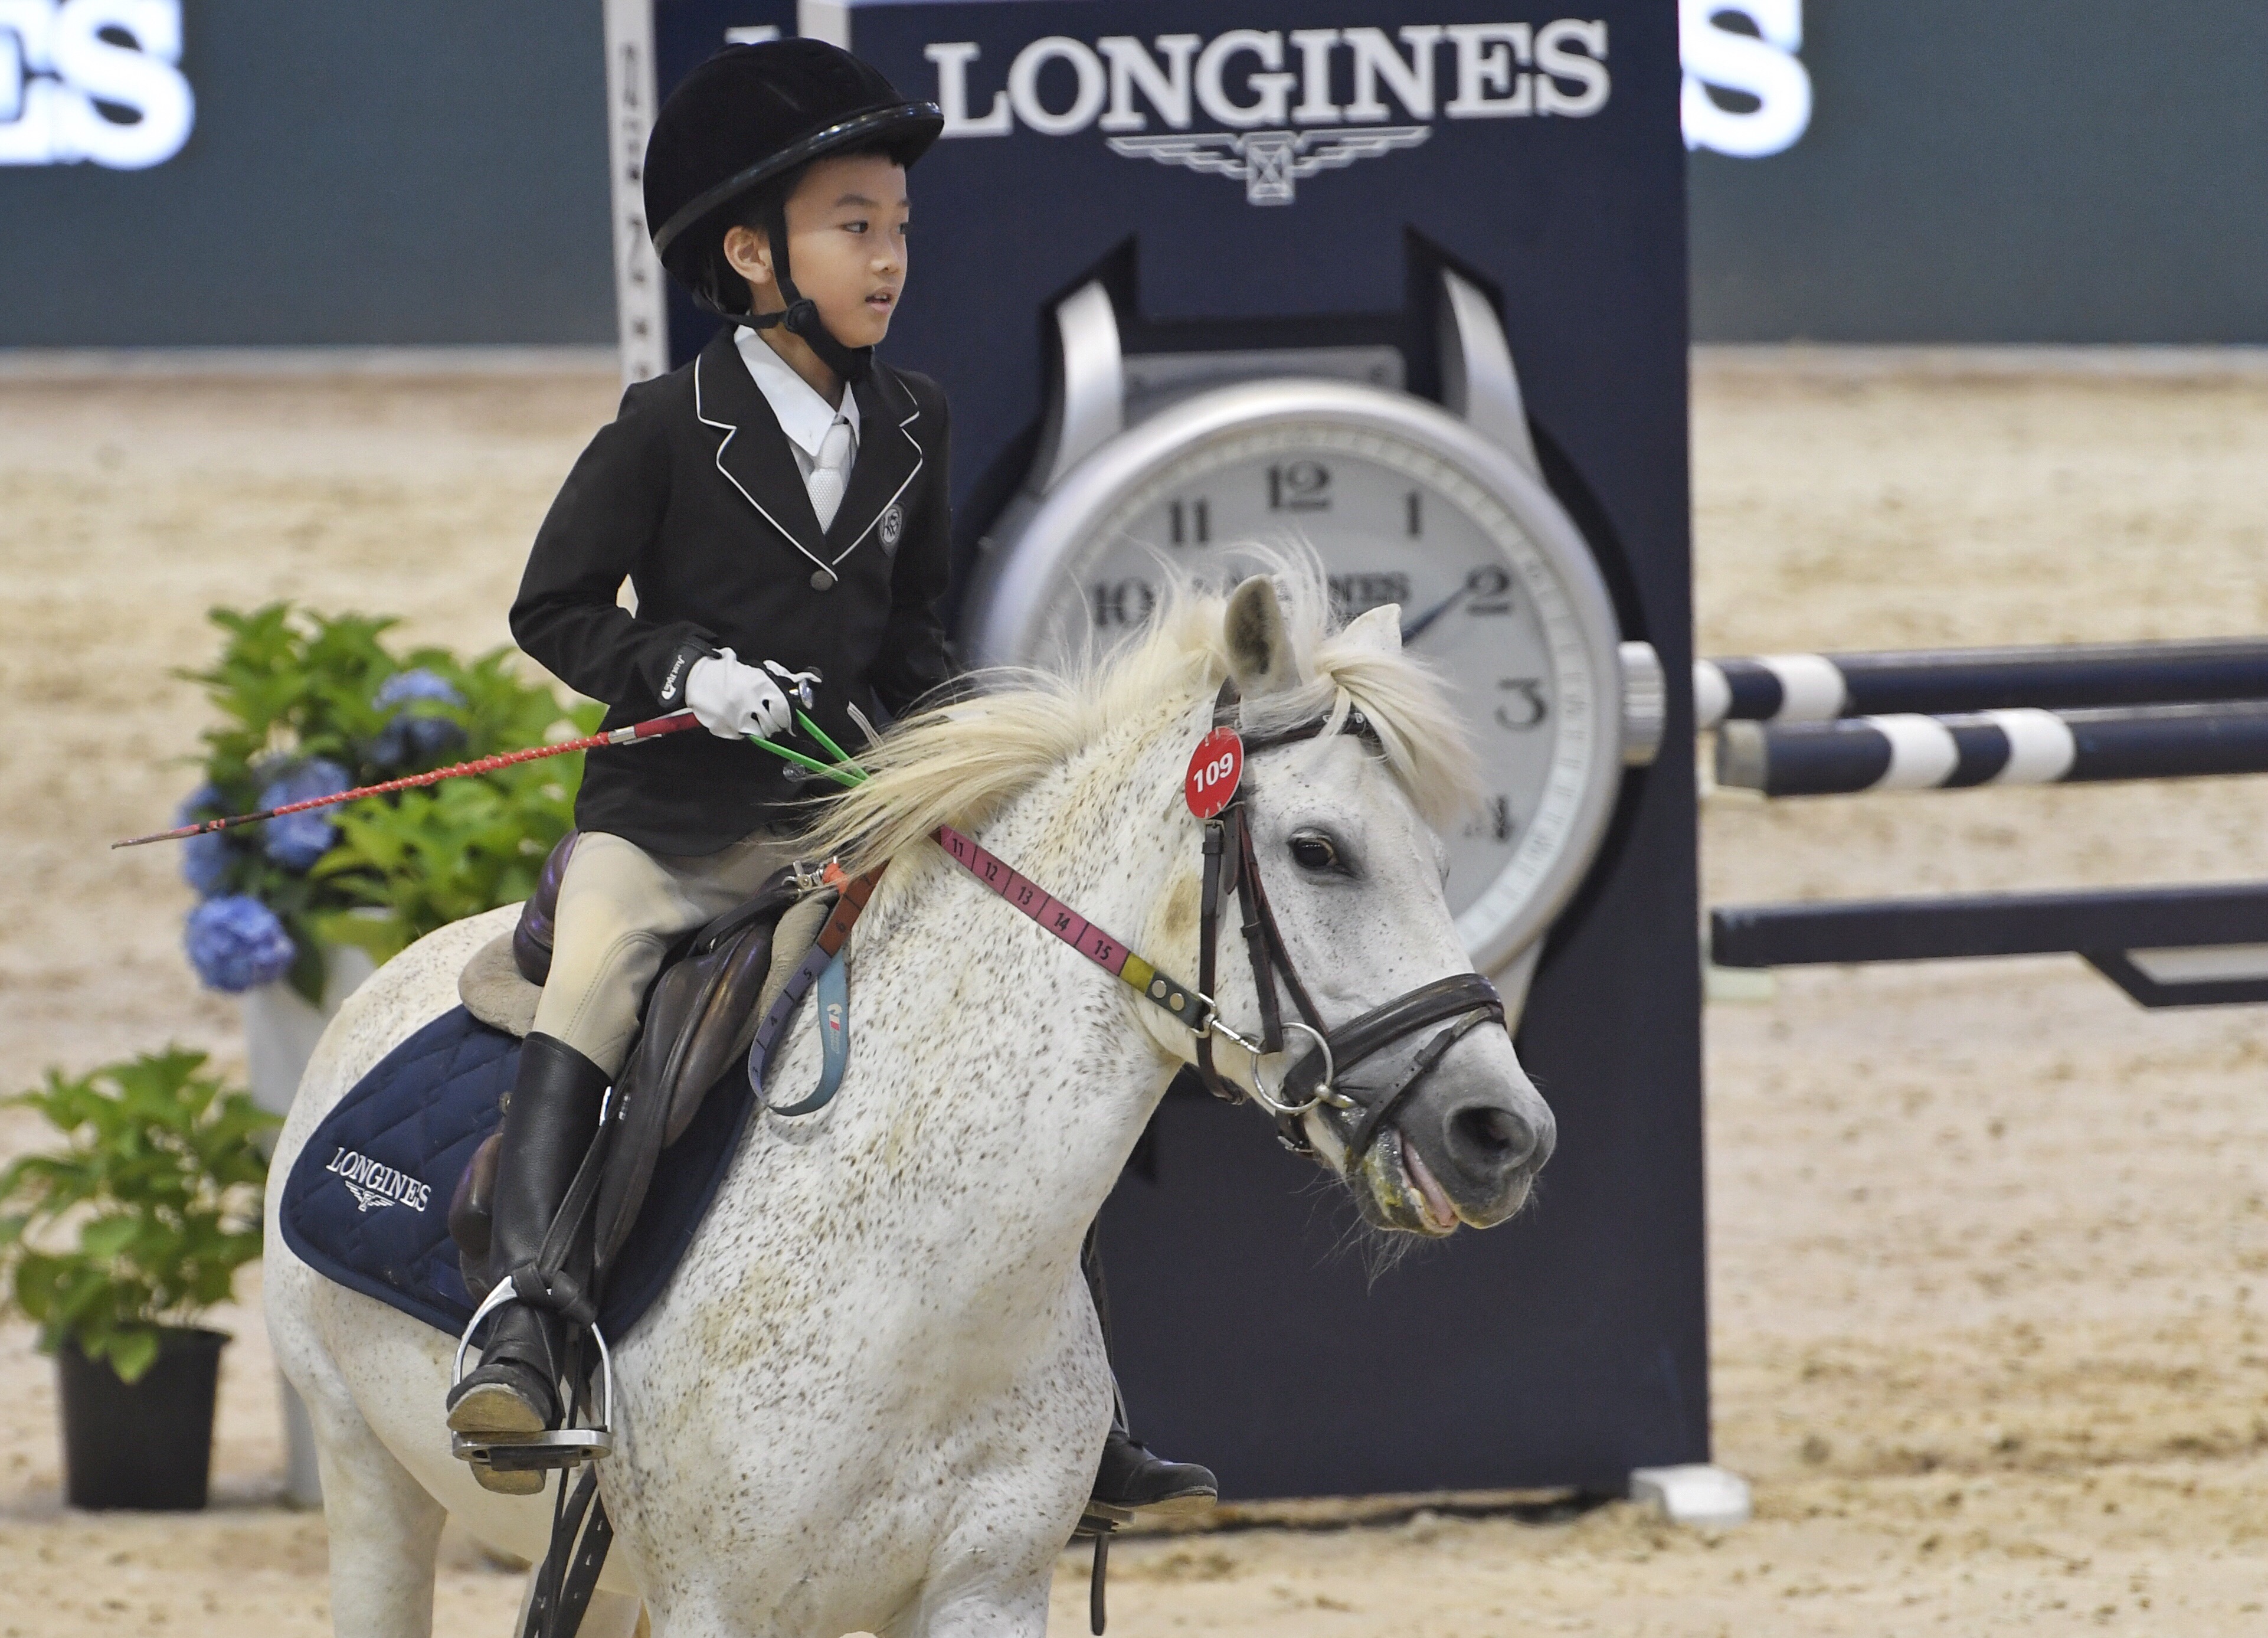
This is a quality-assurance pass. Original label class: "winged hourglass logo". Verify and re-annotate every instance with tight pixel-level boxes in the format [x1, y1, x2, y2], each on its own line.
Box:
[1107, 126, 1431, 205]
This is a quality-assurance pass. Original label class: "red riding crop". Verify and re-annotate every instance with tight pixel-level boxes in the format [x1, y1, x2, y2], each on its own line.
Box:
[111, 710, 702, 849]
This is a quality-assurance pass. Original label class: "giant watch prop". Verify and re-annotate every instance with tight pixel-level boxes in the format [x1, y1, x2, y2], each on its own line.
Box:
[960, 272, 1666, 1015]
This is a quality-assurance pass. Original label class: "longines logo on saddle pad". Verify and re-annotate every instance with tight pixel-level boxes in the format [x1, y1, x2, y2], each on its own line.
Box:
[325, 1147, 434, 1215]
[924, 19, 1612, 205]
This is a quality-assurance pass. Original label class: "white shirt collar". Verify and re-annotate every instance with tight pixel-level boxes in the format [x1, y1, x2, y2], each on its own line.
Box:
[734, 327, 859, 459]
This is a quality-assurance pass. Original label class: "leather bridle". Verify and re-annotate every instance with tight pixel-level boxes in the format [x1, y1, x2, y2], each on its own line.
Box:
[1191, 682, 1507, 1160]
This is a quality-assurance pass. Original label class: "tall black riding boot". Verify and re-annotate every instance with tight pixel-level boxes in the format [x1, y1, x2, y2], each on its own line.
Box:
[1082, 1221, 1218, 1518]
[446, 1033, 610, 1492]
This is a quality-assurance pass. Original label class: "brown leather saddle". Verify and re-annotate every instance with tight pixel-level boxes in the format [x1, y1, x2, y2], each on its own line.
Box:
[451, 831, 864, 1297]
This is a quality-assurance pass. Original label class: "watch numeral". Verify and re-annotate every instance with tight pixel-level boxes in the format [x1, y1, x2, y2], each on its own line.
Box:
[1167, 498, 1210, 545]
[1406, 491, 1423, 537]
[1266, 460, 1331, 512]
[1495, 678, 1549, 730]
[1090, 578, 1158, 628]
[1328, 571, 1412, 623]
[1463, 795, 1516, 843]
[1466, 564, 1514, 614]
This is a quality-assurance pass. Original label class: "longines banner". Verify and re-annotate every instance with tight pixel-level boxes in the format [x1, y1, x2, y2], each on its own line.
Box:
[5, 1, 2264, 347]
[1687, 0, 2268, 343]
[0, 2, 617, 346]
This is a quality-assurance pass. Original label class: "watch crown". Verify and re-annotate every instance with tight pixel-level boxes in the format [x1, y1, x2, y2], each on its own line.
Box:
[1618, 640, 1667, 767]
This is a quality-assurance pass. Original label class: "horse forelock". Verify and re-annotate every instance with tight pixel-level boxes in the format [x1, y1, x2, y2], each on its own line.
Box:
[800, 549, 1481, 876]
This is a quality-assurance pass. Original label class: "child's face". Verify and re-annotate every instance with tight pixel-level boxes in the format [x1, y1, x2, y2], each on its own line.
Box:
[726, 153, 909, 349]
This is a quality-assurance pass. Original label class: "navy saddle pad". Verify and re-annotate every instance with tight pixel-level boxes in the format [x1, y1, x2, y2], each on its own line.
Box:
[278, 1006, 754, 1339]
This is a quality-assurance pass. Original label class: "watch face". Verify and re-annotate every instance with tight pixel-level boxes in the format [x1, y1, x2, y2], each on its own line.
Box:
[971, 380, 1626, 973]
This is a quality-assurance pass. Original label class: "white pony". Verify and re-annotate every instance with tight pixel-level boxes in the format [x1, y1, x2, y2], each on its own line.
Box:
[264, 568, 1556, 1638]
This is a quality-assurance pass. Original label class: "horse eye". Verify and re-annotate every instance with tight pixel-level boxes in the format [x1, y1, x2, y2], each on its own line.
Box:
[1290, 832, 1340, 872]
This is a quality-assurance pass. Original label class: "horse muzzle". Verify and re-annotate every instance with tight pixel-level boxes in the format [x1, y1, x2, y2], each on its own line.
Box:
[1344, 1040, 1554, 1235]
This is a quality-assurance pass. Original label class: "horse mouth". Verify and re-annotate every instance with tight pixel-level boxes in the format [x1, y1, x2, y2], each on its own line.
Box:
[1357, 1127, 1460, 1236]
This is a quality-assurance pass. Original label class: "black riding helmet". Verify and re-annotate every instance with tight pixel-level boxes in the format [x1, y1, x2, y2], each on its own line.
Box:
[646, 40, 942, 383]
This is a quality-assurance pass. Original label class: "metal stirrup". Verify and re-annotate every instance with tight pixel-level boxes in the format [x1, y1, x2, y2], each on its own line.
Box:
[450, 1276, 616, 1472]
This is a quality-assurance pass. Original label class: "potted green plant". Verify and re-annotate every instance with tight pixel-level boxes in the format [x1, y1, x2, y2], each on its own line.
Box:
[0, 1048, 277, 1509]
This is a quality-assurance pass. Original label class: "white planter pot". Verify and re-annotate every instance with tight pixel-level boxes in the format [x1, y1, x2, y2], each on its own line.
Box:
[241, 941, 378, 1121]
[241, 940, 378, 1507]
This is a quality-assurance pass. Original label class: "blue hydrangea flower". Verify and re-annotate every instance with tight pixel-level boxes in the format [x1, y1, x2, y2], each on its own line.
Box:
[371, 713, 467, 770]
[184, 895, 296, 993]
[374, 668, 464, 711]
[174, 785, 234, 898]
[371, 668, 468, 769]
[257, 758, 351, 871]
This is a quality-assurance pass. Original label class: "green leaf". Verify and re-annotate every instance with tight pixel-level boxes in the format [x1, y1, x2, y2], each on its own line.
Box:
[105, 1328, 162, 1384]
[76, 1216, 142, 1260]
[306, 908, 411, 966]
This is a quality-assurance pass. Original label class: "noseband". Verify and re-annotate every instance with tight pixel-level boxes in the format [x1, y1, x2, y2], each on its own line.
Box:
[1192, 682, 1507, 1160]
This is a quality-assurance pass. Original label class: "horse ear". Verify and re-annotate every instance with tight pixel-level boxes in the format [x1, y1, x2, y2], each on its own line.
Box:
[1341, 603, 1403, 654]
[1225, 576, 1300, 697]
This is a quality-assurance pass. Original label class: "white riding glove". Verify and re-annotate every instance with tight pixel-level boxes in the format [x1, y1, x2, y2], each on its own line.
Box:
[685, 648, 793, 741]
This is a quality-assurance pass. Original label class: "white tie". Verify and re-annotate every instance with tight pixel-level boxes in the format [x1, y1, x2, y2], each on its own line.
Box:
[809, 416, 854, 532]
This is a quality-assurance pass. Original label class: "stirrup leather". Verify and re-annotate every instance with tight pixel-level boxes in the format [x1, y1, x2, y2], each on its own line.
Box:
[449, 1276, 616, 1473]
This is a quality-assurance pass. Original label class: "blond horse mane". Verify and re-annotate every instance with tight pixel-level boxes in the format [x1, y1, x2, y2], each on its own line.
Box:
[801, 554, 1481, 877]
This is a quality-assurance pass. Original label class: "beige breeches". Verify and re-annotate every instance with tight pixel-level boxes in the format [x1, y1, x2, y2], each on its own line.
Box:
[531, 828, 801, 1075]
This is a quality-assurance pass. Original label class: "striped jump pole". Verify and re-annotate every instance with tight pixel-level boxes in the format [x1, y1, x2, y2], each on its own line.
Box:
[1694, 637, 2268, 730]
[1716, 701, 2268, 797]
[1708, 881, 2268, 1009]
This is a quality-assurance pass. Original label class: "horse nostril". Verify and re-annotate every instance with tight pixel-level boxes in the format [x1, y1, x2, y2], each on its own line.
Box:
[1451, 1104, 1536, 1171]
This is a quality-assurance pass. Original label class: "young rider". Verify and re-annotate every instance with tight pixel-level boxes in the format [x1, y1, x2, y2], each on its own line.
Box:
[450, 39, 1214, 1518]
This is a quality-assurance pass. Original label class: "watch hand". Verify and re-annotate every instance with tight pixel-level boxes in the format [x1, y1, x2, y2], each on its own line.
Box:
[1399, 584, 1468, 645]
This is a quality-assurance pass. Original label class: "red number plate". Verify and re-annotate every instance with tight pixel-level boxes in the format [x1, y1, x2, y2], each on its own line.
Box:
[1184, 727, 1244, 819]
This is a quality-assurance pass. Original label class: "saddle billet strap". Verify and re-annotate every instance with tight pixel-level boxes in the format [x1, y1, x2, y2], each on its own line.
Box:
[1341, 1006, 1504, 1162]
[1279, 971, 1507, 1119]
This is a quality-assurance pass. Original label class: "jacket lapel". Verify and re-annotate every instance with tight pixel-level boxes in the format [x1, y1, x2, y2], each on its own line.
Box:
[826, 365, 925, 561]
[691, 331, 829, 569]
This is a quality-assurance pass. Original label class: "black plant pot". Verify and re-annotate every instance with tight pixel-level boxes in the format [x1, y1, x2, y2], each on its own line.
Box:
[56, 1328, 228, 1510]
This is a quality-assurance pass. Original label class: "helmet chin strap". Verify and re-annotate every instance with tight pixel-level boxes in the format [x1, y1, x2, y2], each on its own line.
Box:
[721, 199, 874, 386]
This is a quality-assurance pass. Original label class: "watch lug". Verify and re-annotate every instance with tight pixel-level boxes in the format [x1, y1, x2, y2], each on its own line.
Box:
[1490, 942, 1544, 1031]
[1618, 640, 1667, 767]
[1032, 280, 1125, 495]
[1437, 269, 1541, 479]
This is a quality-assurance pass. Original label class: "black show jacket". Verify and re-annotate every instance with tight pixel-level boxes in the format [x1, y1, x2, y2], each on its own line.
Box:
[512, 329, 953, 854]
